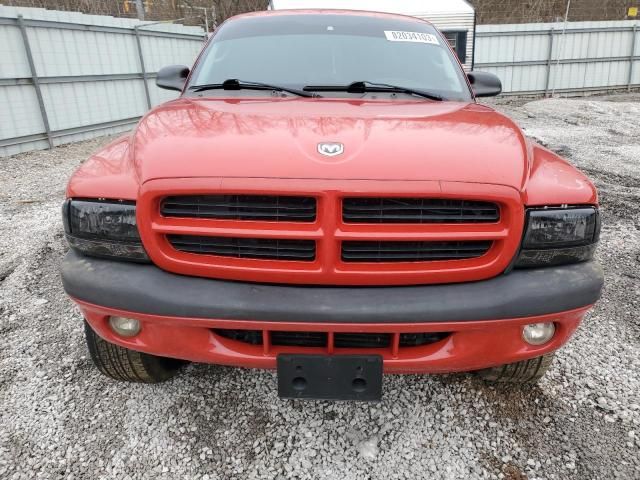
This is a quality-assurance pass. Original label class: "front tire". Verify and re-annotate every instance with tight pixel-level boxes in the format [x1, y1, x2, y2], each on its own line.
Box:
[84, 320, 184, 383]
[475, 353, 555, 384]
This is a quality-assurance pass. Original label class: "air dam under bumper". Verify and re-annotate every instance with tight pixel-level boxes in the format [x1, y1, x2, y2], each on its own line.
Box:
[62, 251, 603, 373]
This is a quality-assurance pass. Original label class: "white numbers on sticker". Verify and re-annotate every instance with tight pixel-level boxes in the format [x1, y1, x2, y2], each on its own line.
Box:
[384, 31, 440, 45]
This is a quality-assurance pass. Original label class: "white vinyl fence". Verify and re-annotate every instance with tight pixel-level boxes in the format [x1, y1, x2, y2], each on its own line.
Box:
[0, 6, 205, 157]
[475, 20, 640, 95]
[1, 8, 639, 157]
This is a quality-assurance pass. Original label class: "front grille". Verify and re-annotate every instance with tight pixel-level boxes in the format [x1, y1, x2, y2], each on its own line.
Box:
[214, 329, 450, 348]
[343, 198, 499, 223]
[341, 240, 492, 262]
[162, 195, 316, 222]
[168, 235, 316, 261]
[144, 180, 521, 285]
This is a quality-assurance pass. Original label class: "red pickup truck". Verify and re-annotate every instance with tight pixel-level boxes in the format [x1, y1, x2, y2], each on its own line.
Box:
[61, 10, 603, 401]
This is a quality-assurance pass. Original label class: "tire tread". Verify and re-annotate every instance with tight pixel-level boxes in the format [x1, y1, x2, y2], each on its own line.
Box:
[476, 353, 554, 384]
[84, 321, 181, 383]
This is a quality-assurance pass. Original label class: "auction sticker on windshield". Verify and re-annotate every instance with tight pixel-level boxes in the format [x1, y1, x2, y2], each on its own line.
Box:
[384, 31, 440, 45]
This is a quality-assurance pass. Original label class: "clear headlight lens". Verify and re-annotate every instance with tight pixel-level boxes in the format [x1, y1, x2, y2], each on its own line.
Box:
[62, 199, 149, 262]
[515, 207, 600, 268]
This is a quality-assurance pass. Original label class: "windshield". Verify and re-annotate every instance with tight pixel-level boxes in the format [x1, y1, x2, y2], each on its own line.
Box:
[188, 14, 472, 101]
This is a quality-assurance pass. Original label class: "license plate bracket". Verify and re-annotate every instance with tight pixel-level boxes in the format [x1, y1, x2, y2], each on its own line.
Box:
[277, 354, 383, 401]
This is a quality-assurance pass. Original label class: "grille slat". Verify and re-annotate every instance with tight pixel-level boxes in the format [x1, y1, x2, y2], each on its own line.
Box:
[164, 201, 315, 210]
[162, 195, 316, 222]
[344, 214, 497, 222]
[272, 331, 327, 347]
[334, 333, 391, 348]
[343, 198, 499, 224]
[168, 235, 316, 261]
[343, 243, 491, 253]
[162, 209, 314, 220]
[342, 241, 492, 263]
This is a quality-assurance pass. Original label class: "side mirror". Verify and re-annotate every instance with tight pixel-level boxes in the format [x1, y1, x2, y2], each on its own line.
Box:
[156, 65, 190, 92]
[467, 71, 502, 97]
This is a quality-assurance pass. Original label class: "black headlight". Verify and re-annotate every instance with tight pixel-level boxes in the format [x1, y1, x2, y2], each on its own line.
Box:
[515, 207, 600, 268]
[62, 199, 149, 262]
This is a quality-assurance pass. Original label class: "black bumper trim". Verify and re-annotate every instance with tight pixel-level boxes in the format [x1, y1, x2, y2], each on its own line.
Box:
[61, 251, 603, 323]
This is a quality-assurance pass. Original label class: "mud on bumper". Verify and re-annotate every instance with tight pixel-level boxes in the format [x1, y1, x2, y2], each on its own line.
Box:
[62, 251, 604, 373]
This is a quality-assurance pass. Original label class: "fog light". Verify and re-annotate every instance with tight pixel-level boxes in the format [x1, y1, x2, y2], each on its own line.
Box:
[109, 316, 141, 337]
[522, 322, 555, 345]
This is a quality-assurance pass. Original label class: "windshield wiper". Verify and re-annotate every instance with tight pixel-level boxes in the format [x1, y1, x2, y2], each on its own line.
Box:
[304, 81, 443, 101]
[189, 78, 316, 98]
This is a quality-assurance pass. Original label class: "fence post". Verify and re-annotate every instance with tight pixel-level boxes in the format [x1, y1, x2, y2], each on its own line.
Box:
[629, 23, 638, 92]
[544, 29, 555, 97]
[134, 26, 152, 110]
[17, 14, 54, 149]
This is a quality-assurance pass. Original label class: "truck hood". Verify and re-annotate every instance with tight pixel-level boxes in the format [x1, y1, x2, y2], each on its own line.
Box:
[132, 97, 529, 190]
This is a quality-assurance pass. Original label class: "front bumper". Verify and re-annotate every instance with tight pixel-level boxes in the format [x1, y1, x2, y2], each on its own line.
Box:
[62, 251, 604, 373]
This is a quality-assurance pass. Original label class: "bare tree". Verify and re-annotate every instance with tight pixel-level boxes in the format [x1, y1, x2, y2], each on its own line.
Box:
[470, 0, 634, 24]
[3, 0, 268, 26]
[3, 0, 635, 25]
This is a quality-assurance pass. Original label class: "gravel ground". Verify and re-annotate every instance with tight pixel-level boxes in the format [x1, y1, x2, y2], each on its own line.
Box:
[1, 95, 639, 480]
